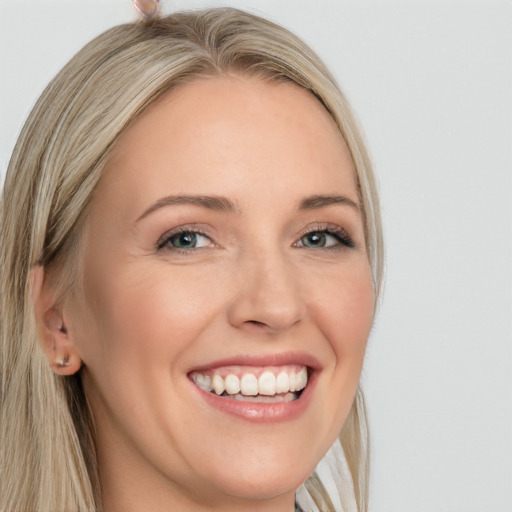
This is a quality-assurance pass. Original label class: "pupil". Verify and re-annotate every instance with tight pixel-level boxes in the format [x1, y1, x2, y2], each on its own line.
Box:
[173, 232, 196, 248]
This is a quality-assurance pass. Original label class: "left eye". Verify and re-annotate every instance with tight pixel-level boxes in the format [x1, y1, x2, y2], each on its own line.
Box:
[297, 230, 350, 249]
[162, 231, 212, 250]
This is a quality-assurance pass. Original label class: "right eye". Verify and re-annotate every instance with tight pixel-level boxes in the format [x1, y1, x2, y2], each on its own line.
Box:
[158, 229, 213, 252]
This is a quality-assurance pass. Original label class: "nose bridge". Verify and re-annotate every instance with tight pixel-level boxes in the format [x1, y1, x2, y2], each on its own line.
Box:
[227, 240, 306, 332]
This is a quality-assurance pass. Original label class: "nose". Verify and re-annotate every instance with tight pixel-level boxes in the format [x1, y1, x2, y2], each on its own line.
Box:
[227, 247, 306, 334]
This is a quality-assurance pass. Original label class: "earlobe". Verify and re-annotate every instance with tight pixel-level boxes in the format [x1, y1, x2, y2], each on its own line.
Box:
[31, 265, 82, 376]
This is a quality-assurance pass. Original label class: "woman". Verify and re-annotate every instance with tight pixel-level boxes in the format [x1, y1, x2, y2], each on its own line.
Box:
[0, 7, 383, 512]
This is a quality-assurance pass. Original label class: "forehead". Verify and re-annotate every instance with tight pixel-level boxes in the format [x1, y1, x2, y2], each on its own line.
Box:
[98, 76, 357, 216]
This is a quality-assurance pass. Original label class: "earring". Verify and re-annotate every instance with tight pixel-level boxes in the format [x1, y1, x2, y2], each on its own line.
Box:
[56, 355, 69, 368]
[132, 0, 161, 20]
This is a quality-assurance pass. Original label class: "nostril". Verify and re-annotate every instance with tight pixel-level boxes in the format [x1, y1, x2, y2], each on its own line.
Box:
[241, 320, 269, 332]
[247, 320, 265, 327]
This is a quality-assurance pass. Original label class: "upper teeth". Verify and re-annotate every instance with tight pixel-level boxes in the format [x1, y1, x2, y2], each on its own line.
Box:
[191, 366, 308, 396]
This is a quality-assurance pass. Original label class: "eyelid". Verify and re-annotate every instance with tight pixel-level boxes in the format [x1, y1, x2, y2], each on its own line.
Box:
[294, 223, 356, 249]
[155, 222, 355, 253]
[156, 224, 214, 251]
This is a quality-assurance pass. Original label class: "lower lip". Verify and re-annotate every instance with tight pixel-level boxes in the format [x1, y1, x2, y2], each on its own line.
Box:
[190, 372, 317, 423]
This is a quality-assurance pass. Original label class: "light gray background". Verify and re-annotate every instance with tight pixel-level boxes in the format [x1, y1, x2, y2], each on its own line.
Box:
[1, 1, 510, 511]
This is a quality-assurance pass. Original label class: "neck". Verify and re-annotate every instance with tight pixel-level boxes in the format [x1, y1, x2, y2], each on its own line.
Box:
[97, 442, 300, 512]
[100, 480, 299, 512]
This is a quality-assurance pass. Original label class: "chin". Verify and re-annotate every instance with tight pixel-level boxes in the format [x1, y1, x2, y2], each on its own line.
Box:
[205, 464, 310, 502]
[189, 433, 324, 502]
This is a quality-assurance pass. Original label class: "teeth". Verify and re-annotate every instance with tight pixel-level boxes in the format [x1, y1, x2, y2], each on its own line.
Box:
[191, 372, 213, 392]
[289, 372, 297, 392]
[233, 392, 297, 402]
[289, 367, 308, 392]
[297, 367, 307, 389]
[240, 374, 258, 396]
[290, 368, 308, 391]
[258, 371, 276, 396]
[212, 374, 225, 395]
[275, 371, 289, 393]
[224, 374, 240, 395]
[191, 366, 309, 399]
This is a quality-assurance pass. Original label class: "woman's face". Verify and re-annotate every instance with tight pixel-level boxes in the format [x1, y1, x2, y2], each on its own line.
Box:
[67, 76, 374, 510]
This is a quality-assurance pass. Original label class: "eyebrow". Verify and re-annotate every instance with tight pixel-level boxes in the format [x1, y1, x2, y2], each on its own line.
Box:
[136, 195, 238, 222]
[299, 195, 360, 212]
[136, 193, 360, 222]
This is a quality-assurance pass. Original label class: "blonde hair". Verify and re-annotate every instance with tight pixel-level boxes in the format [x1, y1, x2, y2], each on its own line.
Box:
[0, 8, 383, 512]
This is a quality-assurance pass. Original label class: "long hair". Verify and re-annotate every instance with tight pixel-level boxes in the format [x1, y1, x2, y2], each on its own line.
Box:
[0, 8, 383, 512]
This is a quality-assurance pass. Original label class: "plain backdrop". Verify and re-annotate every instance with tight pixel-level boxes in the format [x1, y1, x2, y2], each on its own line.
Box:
[1, 1, 511, 511]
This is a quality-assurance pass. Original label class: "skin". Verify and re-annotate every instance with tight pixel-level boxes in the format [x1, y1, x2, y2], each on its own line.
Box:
[38, 76, 374, 512]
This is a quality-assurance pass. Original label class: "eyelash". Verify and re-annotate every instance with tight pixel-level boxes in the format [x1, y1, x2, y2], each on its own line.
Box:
[294, 224, 355, 251]
[156, 226, 213, 253]
[156, 224, 355, 254]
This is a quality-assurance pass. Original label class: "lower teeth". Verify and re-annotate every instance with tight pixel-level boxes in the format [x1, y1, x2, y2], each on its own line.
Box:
[213, 392, 299, 402]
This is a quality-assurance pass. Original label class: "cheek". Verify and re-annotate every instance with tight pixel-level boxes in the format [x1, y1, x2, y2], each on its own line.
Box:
[307, 260, 375, 357]
[77, 260, 223, 369]
[338, 276, 374, 356]
[306, 261, 374, 428]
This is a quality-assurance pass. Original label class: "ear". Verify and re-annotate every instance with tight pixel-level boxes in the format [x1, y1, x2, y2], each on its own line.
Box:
[31, 265, 82, 376]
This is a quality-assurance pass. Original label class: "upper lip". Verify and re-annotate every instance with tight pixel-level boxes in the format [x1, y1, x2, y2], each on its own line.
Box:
[188, 351, 322, 373]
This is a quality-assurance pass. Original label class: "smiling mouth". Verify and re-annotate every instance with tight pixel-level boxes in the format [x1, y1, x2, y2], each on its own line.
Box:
[190, 365, 308, 403]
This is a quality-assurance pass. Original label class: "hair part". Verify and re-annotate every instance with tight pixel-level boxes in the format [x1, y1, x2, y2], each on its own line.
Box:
[1, 8, 382, 511]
